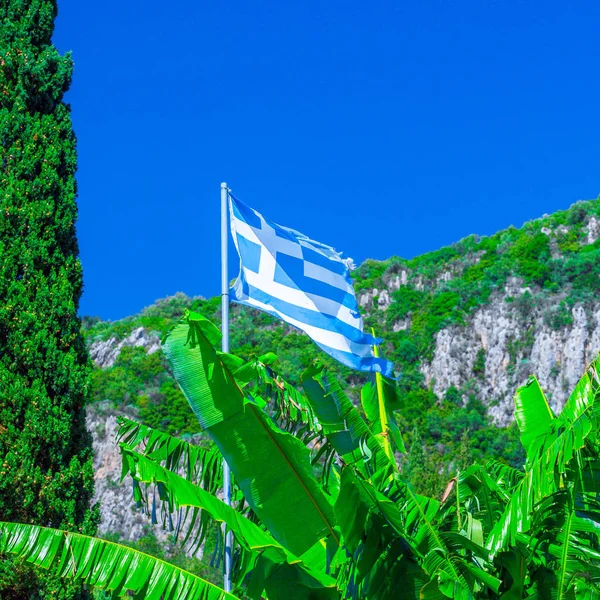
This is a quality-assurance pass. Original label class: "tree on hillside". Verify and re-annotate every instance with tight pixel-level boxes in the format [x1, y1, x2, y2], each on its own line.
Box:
[0, 0, 98, 596]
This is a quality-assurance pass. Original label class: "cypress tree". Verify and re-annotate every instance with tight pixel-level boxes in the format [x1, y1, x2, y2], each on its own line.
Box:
[0, 1, 98, 596]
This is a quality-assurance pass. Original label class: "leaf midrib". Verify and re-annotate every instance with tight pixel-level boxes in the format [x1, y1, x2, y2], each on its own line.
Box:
[557, 507, 573, 599]
[248, 404, 340, 546]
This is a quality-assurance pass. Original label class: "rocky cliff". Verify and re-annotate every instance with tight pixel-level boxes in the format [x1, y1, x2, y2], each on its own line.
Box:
[86, 403, 148, 542]
[355, 199, 600, 427]
[361, 281, 600, 426]
[89, 326, 161, 369]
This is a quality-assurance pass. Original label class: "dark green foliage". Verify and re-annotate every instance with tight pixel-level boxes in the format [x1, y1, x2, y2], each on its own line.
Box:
[509, 231, 551, 285]
[463, 248, 499, 283]
[506, 327, 535, 368]
[567, 200, 590, 225]
[363, 198, 600, 366]
[85, 294, 356, 426]
[0, 1, 98, 595]
[4, 327, 600, 598]
[473, 348, 486, 378]
[138, 379, 200, 436]
[84, 294, 530, 500]
[544, 301, 573, 330]
[386, 288, 461, 359]
[396, 337, 419, 364]
[445, 385, 463, 405]
[404, 429, 426, 488]
[386, 286, 424, 322]
[92, 346, 164, 406]
[353, 258, 391, 291]
[512, 290, 535, 321]
[559, 248, 600, 293]
[352, 197, 600, 494]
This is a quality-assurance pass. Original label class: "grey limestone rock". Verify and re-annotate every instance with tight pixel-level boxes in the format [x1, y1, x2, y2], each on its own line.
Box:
[421, 297, 600, 426]
[87, 403, 203, 554]
[87, 405, 151, 542]
[89, 327, 161, 369]
[367, 273, 600, 426]
[586, 216, 600, 245]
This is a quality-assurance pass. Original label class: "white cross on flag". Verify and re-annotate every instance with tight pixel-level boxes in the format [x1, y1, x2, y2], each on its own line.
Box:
[228, 194, 393, 376]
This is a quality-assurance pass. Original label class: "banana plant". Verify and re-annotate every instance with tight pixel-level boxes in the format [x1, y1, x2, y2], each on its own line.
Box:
[3, 311, 600, 599]
[458, 359, 600, 598]
[160, 311, 506, 597]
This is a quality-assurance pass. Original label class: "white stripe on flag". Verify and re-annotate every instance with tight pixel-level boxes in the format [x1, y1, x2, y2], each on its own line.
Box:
[237, 293, 374, 358]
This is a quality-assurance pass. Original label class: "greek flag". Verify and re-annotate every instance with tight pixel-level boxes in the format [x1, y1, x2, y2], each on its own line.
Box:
[228, 194, 394, 376]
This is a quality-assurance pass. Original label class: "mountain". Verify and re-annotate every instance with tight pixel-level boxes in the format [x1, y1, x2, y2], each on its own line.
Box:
[83, 196, 600, 546]
[355, 196, 600, 424]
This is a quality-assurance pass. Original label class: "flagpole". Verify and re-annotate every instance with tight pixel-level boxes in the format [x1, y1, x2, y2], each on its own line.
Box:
[221, 181, 233, 591]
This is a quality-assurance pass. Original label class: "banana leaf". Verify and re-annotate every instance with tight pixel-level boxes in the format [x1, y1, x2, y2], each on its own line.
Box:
[0, 521, 235, 600]
[120, 446, 336, 593]
[228, 355, 326, 450]
[391, 478, 501, 595]
[333, 470, 428, 597]
[335, 467, 499, 596]
[361, 377, 406, 454]
[457, 464, 517, 535]
[162, 311, 338, 557]
[301, 364, 396, 482]
[529, 489, 600, 599]
[484, 460, 524, 494]
[117, 416, 222, 492]
[514, 375, 555, 461]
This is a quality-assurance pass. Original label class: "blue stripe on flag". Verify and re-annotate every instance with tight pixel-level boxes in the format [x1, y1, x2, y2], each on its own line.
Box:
[313, 340, 394, 377]
[274, 226, 299, 244]
[301, 246, 349, 277]
[231, 197, 262, 229]
[241, 283, 378, 344]
[232, 280, 391, 376]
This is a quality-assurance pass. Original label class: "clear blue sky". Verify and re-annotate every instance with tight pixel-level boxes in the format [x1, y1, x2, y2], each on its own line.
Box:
[52, 0, 600, 321]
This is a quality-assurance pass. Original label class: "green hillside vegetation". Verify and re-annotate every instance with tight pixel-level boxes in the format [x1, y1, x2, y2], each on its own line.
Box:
[84, 197, 600, 497]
